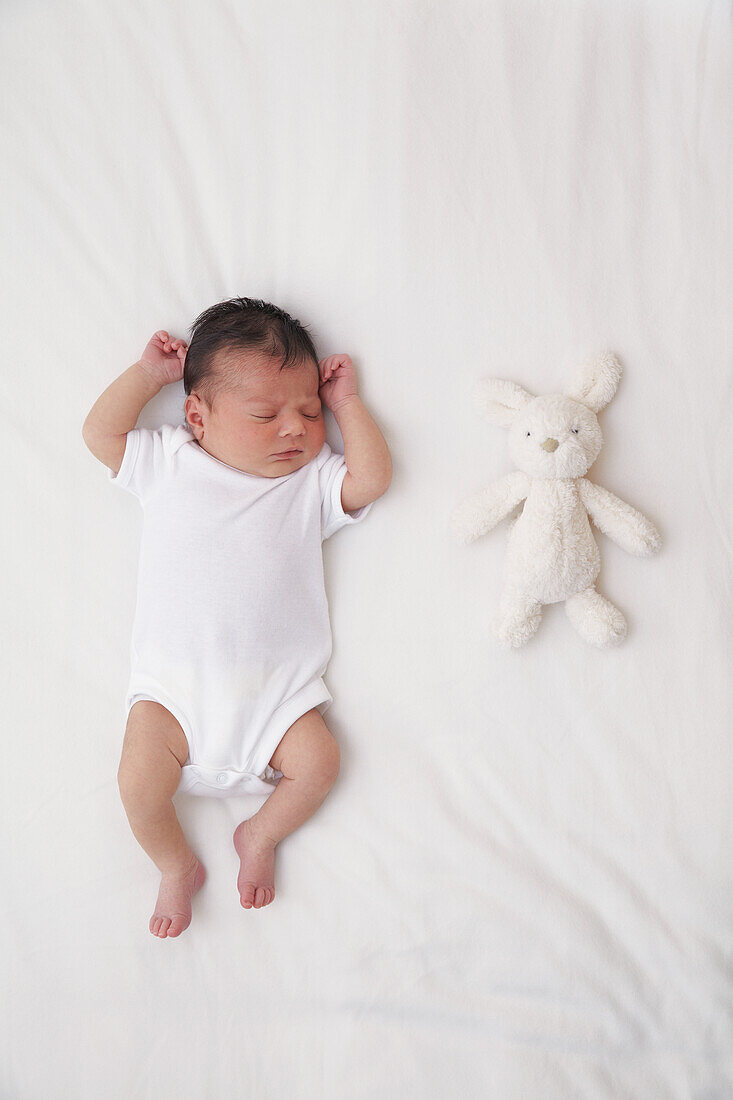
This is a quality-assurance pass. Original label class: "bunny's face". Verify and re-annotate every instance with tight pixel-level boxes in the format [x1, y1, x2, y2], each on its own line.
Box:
[507, 395, 602, 479]
[474, 353, 622, 478]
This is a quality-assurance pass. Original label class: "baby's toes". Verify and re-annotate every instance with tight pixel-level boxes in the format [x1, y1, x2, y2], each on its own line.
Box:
[167, 914, 189, 937]
[240, 882, 255, 908]
[255, 887, 267, 908]
[156, 917, 172, 938]
[150, 915, 169, 937]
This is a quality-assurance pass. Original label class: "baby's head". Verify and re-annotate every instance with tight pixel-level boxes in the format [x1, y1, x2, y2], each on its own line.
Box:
[183, 297, 325, 477]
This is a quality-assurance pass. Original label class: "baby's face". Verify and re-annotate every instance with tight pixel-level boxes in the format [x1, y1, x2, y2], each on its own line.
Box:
[185, 350, 326, 477]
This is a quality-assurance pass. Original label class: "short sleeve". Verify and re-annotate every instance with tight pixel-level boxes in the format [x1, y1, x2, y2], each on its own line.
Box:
[317, 443, 373, 540]
[107, 425, 181, 503]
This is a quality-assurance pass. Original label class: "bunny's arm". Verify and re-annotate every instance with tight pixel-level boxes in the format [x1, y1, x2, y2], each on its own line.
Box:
[451, 471, 530, 545]
[578, 478, 661, 556]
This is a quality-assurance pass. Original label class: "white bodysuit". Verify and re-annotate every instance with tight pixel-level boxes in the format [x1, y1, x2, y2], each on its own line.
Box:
[109, 424, 371, 798]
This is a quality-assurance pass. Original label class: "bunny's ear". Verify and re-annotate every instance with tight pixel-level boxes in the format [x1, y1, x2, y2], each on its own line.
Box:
[566, 352, 622, 412]
[473, 378, 535, 426]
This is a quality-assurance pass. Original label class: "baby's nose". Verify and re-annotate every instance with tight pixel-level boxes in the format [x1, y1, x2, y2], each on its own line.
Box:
[280, 417, 306, 436]
[541, 437, 559, 452]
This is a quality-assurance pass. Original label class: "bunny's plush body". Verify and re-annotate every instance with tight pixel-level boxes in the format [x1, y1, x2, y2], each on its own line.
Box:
[452, 353, 661, 648]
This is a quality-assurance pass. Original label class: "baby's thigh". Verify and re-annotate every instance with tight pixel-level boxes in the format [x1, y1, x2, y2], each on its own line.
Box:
[120, 700, 190, 775]
[267, 708, 340, 779]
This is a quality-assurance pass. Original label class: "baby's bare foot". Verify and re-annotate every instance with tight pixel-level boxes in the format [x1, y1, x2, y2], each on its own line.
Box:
[150, 856, 206, 939]
[233, 819, 276, 909]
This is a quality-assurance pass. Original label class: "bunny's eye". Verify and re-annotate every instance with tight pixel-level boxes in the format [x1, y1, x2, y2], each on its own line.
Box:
[572, 427, 579, 434]
[526, 431, 531, 437]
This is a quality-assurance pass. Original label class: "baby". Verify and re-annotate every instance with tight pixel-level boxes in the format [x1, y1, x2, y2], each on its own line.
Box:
[82, 297, 391, 938]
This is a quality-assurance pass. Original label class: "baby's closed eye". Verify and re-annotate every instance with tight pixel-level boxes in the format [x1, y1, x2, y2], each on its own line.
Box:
[251, 413, 321, 421]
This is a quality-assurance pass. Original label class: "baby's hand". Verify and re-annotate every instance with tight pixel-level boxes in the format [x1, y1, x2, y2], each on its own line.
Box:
[139, 331, 188, 387]
[318, 354, 359, 410]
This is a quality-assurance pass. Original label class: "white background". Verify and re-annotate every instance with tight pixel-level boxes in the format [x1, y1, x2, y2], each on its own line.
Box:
[2, 1, 732, 1096]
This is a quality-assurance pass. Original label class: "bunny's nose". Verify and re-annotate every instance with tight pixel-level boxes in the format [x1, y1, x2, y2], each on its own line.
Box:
[541, 438, 559, 452]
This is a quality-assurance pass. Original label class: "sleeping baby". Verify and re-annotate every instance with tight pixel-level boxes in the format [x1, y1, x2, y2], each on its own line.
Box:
[82, 297, 392, 938]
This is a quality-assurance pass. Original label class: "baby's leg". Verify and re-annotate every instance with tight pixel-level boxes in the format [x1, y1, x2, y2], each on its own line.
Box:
[117, 701, 206, 938]
[233, 708, 340, 910]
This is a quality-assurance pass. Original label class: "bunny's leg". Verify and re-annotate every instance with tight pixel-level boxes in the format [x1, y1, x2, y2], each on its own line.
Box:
[565, 585, 626, 647]
[493, 593, 543, 648]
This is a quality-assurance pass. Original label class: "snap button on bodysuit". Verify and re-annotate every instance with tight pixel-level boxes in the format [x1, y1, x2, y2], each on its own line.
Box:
[216, 773, 227, 784]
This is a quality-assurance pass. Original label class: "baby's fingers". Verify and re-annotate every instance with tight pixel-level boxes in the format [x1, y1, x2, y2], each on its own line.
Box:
[162, 336, 186, 354]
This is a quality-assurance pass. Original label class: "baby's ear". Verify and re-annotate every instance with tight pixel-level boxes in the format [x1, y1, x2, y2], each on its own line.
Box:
[473, 378, 535, 427]
[566, 352, 622, 412]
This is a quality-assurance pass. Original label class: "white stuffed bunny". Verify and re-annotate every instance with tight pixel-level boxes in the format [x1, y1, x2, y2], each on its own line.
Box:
[451, 353, 661, 648]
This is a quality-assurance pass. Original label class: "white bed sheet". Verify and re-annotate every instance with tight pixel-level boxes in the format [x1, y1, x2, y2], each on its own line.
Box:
[2, 1, 731, 1096]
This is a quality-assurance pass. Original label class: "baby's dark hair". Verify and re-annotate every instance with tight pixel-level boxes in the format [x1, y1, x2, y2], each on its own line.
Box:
[184, 297, 319, 410]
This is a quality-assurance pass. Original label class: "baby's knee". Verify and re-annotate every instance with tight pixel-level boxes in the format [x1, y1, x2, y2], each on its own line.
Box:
[299, 730, 340, 791]
[317, 734, 340, 789]
[117, 742, 179, 810]
[116, 752, 151, 809]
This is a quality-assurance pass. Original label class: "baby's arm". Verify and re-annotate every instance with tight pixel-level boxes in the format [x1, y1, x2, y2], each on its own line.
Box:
[82, 331, 187, 474]
[319, 355, 392, 513]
